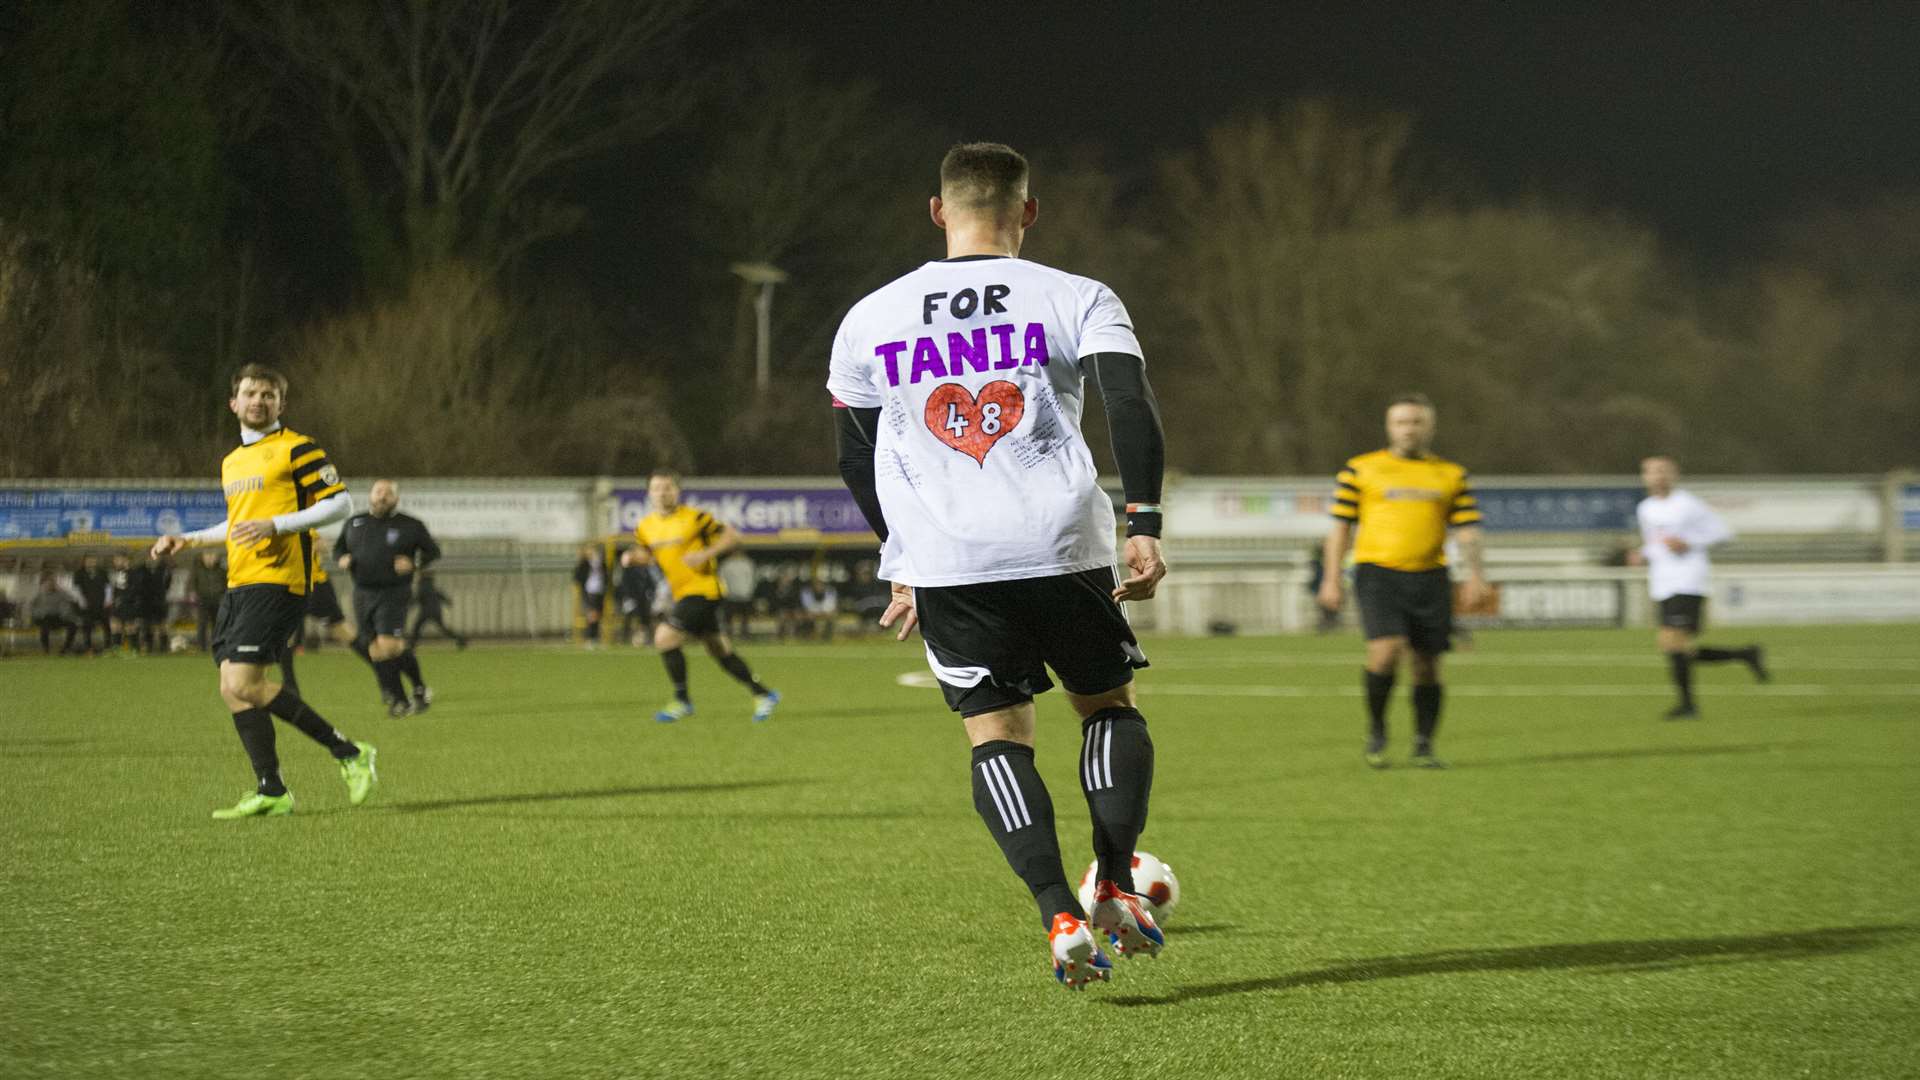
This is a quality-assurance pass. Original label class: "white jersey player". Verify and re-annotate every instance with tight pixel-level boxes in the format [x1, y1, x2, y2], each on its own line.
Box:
[1631, 456, 1767, 719]
[829, 143, 1168, 990]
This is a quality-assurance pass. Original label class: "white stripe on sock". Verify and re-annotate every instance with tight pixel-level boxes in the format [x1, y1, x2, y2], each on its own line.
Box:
[1100, 720, 1115, 790]
[978, 761, 1015, 832]
[1081, 722, 1097, 789]
[991, 755, 1033, 828]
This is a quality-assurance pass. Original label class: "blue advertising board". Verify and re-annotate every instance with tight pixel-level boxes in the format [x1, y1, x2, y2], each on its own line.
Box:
[609, 486, 875, 543]
[1474, 487, 1641, 532]
[1904, 484, 1920, 531]
[0, 488, 227, 544]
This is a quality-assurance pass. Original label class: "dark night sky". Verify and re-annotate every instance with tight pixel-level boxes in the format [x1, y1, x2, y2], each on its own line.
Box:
[713, 1, 1920, 257]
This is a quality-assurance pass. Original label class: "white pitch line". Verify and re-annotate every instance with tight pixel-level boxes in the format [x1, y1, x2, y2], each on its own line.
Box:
[1154, 654, 1920, 671]
[1142, 683, 1920, 699]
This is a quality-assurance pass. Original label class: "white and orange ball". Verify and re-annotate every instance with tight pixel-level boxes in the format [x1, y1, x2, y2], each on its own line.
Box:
[1077, 851, 1181, 922]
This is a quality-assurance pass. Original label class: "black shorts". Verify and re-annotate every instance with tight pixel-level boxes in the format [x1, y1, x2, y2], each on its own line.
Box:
[1657, 594, 1706, 634]
[306, 580, 346, 625]
[666, 595, 723, 636]
[212, 585, 305, 666]
[1354, 564, 1454, 654]
[353, 583, 412, 638]
[915, 567, 1149, 717]
[581, 590, 606, 616]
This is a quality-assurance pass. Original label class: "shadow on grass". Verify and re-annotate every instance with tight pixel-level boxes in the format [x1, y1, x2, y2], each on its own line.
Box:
[1104, 924, 1914, 1007]
[1473, 743, 1796, 769]
[377, 778, 802, 814]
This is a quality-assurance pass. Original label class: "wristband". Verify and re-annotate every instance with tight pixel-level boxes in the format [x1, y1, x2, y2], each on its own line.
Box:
[1124, 504, 1163, 539]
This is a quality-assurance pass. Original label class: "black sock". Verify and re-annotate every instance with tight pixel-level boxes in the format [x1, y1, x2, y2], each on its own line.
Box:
[1668, 652, 1694, 708]
[1694, 646, 1748, 663]
[231, 707, 286, 795]
[971, 740, 1078, 928]
[1079, 707, 1154, 895]
[660, 647, 690, 702]
[350, 636, 373, 665]
[1364, 670, 1395, 742]
[373, 658, 407, 702]
[277, 651, 300, 696]
[267, 688, 359, 759]
[716, 652, 769, 696]
[397, 650, 424, 692]
[1412, 683, 1443, 749]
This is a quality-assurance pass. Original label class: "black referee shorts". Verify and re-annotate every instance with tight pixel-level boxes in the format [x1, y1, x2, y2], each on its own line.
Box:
[212, 584, 305, 666]
[1354, 563, 1454, 655]
[916, 567, 1149, 717]
[353, 583, 412, 638]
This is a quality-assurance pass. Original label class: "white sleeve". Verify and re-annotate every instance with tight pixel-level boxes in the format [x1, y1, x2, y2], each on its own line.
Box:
[1634, 502, 1659, 560]
[826, 317, 883, 408]
[1689, 497, 1733, 547]
[182, 520, 230, 545]
[1076, 282, 1143, 359]
[270, 490, 354, 536]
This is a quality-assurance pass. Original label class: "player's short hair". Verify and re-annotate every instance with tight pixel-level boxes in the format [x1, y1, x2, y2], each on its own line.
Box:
[231, 363, 288, 397]
[939, 142, 1029, 213]
[648, 468, 681, 484]
[1387, 392, 1434, 412]
[1641, 454, 1678, 469]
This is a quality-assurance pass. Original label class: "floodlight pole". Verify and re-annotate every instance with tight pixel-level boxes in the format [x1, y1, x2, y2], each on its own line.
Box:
[730, 262, 790, 393]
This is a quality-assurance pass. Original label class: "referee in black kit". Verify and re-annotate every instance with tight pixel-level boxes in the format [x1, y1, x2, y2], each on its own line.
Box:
[337, 478, 442, 716]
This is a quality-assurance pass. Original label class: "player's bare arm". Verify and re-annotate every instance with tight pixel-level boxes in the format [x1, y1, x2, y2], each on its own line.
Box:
[1319, 519, 1353, 612]
[621, 544, 654, 568]
[878, 581, 918, 641]
[1453, 524, 1491, 607]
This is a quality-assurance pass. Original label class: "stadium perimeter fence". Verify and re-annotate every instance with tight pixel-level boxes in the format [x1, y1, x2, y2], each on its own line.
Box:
[4, 472, 1917, 647]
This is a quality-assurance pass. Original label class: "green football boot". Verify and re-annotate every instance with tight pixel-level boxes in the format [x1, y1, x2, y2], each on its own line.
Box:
[211, 791, 294, 820]
[339, 742, 379, 806]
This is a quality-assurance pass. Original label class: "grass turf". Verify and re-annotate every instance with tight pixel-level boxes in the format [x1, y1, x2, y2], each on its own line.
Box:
[2, 624, 1916, 1079]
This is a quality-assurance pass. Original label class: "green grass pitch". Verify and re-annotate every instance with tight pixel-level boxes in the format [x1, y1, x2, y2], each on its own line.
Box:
[4, 624, 1917, 1079]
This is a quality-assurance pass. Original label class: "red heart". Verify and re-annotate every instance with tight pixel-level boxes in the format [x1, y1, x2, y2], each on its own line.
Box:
[924, 381, 1026, 466]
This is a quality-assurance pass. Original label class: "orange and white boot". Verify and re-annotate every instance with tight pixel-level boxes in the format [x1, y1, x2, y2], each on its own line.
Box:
[1088, 881, 1165, 960]
[1049, 912, 1113, 990]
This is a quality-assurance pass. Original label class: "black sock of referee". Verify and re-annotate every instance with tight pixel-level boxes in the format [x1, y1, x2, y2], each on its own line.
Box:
[972, 740, 1080, 928]
[660, 647, 690, 703]
[716, 652, 769, 696]
[1412, 683, 1443, 751]
[373, 658, 407, 702]
[1079, 707, 1153, 895]
[397, 650, 425, 691]
[1364, 670, 1395, 744]
[266, 688, 360, 759]
[1694, 645, 1752, 663]
[231, 707, 286, 796]
[350, 636, 373, 665]
[277, 650, 300, 696]
[1667, 652, 1695, 710]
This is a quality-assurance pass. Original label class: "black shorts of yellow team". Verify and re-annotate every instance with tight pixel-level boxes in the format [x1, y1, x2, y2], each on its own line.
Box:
[212, 584, 306, 666]
[917, 567, 1149, 717]
[306, 579, 346, 626]
[666, 595, 723, 636]
[1657, 594, 1706, 635]
[1354, 563, 1454, 654]
[354, 583, 412, 638]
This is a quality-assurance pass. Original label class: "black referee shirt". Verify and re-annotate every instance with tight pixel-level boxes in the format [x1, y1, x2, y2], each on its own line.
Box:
[336, 512, 442, 589]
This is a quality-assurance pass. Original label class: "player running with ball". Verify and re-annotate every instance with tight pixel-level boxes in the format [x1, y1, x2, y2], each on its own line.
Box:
[830, 143, 1169, 990]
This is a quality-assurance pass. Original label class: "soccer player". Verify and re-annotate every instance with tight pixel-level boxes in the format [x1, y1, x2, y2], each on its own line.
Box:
[626, 470, 779, 724]
[1629, 456, 1767, 718]
[151, 363, 376, 820]
[1317, 393, 1489, 769]
[336, 479, 442, 716]
[829, 142, 1169, 990]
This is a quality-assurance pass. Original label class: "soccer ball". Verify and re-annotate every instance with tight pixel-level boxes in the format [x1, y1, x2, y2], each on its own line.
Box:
[1077, 851, 1181, 922]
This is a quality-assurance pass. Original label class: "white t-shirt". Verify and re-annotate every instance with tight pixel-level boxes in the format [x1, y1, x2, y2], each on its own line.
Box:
[827, 256, 1141, 588]
[1635, 489, 1732, 601]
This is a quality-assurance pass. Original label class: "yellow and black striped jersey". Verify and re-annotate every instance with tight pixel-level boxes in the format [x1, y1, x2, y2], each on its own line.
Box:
[634, 505, 725, 601]
[219, 427, 345, 594]
[1331, 449, 1481, 572]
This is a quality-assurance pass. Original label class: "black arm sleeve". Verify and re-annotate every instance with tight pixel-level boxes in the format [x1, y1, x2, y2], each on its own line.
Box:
[1086, 352, 1166, 538]
[415, 522, 441, 568]
[834, 404, 890, 543]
